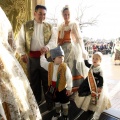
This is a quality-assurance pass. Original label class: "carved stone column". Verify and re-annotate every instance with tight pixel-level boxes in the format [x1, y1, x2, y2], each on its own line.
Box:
[0, 0, 45, 36]
[0, 0, 32, 38]
[37, 0, 45, 5]
[31, 0, 45, 19]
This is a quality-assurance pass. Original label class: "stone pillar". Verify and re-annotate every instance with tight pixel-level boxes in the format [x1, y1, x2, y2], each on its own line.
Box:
[31, 0, 45, 19]
[0, 0, 32, 38]
[37, 0, 45, 5]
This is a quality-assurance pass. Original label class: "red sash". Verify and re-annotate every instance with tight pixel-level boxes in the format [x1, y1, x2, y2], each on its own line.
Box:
[29, 51, 41, 58]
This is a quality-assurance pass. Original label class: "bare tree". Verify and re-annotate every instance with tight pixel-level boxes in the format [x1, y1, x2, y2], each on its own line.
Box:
[46, 0, 100, 29]
[75, 1, 100, 31]
[46, 5, 59, 27]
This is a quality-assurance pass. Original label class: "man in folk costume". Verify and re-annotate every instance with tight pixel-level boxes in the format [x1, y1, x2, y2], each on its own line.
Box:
[16, 5, 57, 109]
[74, 52, 111, 120]
[40, 46, 73, 120]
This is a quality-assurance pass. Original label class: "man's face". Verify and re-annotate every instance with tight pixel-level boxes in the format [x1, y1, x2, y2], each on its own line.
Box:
[34, 8, 46, 23]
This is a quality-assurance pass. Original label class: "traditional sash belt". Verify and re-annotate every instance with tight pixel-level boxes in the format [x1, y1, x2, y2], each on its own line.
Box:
[88, 68, 99, 105]
[59, 39, 71, 45]
[29, 51, 41, 58]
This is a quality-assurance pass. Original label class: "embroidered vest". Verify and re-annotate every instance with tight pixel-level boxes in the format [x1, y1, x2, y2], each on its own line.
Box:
[48, 62, 67, 92]
[58, 30, 71, 45]
[24, 20, 52, 54]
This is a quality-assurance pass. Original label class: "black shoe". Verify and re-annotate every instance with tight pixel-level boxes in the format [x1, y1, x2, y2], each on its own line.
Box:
[51, 113, 61, 120]
[63, 115, 69, 120]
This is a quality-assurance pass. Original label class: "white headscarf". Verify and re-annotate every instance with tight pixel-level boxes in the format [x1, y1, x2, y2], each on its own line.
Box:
[0, 7, 12, 40]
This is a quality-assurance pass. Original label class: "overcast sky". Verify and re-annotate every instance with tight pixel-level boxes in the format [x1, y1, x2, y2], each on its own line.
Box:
[45, 0, 120, 39]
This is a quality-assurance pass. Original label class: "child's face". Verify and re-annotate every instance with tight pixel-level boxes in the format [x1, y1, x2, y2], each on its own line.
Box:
[54, 56, 64, 64]
[92, 54, 101, 67]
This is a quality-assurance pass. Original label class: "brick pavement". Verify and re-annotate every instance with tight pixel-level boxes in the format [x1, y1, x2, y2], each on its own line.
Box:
[102, 55, 120, 110]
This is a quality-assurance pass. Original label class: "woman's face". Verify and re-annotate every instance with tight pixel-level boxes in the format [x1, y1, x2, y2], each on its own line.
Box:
[62, 9, 70, 22]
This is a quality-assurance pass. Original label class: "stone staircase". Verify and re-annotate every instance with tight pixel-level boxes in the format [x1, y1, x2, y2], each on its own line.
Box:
[39, 100, 94, 120]
[39, 100, 120, 120]
[99, 108, 120, 120]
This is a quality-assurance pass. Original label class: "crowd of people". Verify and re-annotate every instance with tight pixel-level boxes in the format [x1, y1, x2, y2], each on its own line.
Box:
[112, 39, 120, 65]
[0, 4, 112, 120]
[85, 40, 120, 65]
[92, 42, 113, 54]
[85, 41, 113, 55]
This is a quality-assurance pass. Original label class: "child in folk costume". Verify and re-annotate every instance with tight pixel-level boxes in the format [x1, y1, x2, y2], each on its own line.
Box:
[74, 52, 111, 120]
[40, 46, 72, 120]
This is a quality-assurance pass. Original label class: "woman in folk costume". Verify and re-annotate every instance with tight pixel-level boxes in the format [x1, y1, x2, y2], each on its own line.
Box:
[57, 5, 88, 93]
[74, 52, 111, 120]
[113, 39, 120, 65]
[0, 7, 42, 120]
[40, 46, 72, 120]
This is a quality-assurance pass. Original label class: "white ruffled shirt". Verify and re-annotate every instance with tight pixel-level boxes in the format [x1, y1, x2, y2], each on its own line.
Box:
[16, 20, 57, 55]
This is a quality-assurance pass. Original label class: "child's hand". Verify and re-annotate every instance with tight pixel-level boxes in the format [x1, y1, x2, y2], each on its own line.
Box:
[66, 90, 72, 96]
[41, 52, 45, 56]
[97, 87, 102, 93]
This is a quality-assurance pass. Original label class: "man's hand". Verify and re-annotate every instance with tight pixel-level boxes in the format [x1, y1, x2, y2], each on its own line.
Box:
[21, 54, 28, 63]
[40, 46, 49, 54]
[66, 90, 72, 96]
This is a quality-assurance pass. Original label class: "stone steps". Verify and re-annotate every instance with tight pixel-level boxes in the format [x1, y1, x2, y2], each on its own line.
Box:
[39, 100, 93, 120]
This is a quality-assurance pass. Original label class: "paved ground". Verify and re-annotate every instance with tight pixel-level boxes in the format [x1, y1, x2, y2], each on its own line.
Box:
[102, 55, 120, 110]
[102, 54, 120, 81]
